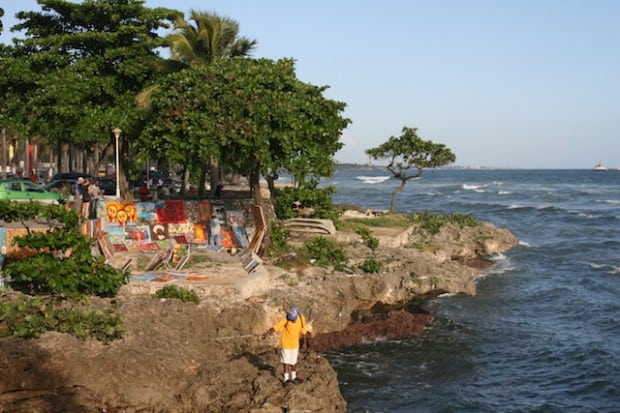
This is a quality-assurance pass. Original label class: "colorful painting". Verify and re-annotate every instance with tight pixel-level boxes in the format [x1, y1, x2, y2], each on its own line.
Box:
[136, 202, 157, 222]
[233, 225, 250, 248]
[136, 242, 161, 252]
[104, 201, 138, 226]
[112, 243, 129, 253]
[156, 199, 186, 223]
[106, 225, 128, 244]
[150, 223, 169, 241]
[193, 224, 207, 243]
[226, 210, 246, 228]
[198, 200, 212, 223]
[220, 230, 236, 248]
[184, 200, 201, 223]
[125, 224, 151, 243]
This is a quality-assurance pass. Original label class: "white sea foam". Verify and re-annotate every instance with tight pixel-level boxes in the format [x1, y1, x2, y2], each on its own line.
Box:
[518, 240, 532, 247]
[438, 292, 459, 298]
[590, 262, 620, 274]
[498, 191, 511, 195]
[462, 184, 486, 193]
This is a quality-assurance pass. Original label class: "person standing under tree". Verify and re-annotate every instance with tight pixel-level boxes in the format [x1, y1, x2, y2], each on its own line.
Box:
[79, 178, 91, 219]
[263, 307, 310, 386]
[88, 179, 103, 220]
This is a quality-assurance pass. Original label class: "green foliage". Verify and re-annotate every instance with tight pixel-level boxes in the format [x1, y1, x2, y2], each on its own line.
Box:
[274, 182, 341, 221]
[0, 1, 180, 176]
[360, 258, 383, 273]
[5, 254, 128, 298]
[154, 285, 200, 304]
[139, 58, 349, 198]
[0, 202, 128, 342]
[267, 221, 290, 257]
[366, 126, 456, 211]
[408, 210, 480, 235]
[337, 213, 412, 231]
[0, 294, 124, 342]
[355, 227, 379, 251]
[302, 236, 348, 270]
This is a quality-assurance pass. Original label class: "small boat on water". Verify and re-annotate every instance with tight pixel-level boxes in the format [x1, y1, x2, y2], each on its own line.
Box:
[356, 175, 391, 184]
[593, 162, 608, 171]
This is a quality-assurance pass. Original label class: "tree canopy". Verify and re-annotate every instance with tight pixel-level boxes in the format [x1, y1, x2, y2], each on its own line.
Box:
[366, 126, 456, 212]
[0, 0, 181, 195]
[138, 58, 350, 205]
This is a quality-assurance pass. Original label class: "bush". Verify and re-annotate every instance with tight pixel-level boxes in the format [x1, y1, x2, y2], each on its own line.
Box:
[0, 294, 124, 342]
[154, 285, 200, 304]
[408, 211, 479, 235]
[0, 201, 128, 342]
[274, 182, 341, 222]
[355, 226, 379, 251]
[360, 258, 383, 273]
[302, 236, 348, 270]
[267, 220, 290, 258]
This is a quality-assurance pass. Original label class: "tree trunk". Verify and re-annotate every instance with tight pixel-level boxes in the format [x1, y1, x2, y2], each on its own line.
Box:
[198, 163, 208, 198]
[390, 179, 406, 212]
[119, 137, 131, 199]
[249, 169, 263, 206]
[209, 157, 220, 196]
[266, 176, 277, 207]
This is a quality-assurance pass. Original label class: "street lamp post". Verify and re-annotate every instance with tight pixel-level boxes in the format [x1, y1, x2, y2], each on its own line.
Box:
[112, 128, 122, 199]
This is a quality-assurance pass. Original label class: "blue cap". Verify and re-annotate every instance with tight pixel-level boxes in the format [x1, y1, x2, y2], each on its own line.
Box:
[287, 307, 300, 321]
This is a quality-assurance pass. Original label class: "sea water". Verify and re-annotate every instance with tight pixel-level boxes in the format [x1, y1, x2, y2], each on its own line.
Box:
[320, 169, 619, 413]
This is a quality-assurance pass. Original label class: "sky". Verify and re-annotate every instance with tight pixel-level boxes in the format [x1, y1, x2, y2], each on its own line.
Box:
[2, 0, 619, 169]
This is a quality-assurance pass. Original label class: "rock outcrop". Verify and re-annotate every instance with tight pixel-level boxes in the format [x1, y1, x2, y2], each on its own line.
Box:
[0, 217, 518, 412]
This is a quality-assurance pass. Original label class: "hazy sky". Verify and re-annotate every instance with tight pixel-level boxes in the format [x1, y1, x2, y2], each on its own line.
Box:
[2, 0, 619, 169]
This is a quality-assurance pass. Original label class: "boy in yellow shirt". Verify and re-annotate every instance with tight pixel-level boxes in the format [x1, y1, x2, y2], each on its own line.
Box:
[263, 307, 309, 385]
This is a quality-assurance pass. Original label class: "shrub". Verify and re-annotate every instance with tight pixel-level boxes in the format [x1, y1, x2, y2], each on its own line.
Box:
[0, 294, 124, 342]
[267, 220, 290, 258]
[274, 181, 341, 222]
[360, 258, 383, 273]
[154, 285, 200, 304]
[355, 226, 379, 251]
[408, 211, 480, 235]
[302, 236, 348, 270]
[0, 201, 128, 342]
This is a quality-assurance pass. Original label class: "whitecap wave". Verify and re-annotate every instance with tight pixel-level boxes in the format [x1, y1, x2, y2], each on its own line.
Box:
[498, 191, 512, 195]
[462, 183, 486, 192]
[590, 262, 620, 274]
[518, 240, 532, 247]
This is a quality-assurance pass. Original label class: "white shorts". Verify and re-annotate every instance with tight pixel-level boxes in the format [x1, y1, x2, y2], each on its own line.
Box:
[279, 348, 299, 365]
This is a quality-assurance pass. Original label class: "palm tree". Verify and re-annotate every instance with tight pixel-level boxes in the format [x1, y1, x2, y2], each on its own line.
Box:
[137, 10, 256, 196]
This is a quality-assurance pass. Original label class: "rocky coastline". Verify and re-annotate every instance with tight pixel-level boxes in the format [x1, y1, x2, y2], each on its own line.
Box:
[0, 212, 518, 412]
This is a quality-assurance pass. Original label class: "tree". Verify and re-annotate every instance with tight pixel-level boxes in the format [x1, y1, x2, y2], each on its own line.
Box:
[0, 7, 4, 34]
[0, 0, 181, 197]
[138, 58, 349, 206]
[137, 9, 256, 196]
[365, 126, 456, 212]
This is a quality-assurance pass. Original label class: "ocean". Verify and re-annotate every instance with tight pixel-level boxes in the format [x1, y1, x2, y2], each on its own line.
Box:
[320, 169, 619, 413]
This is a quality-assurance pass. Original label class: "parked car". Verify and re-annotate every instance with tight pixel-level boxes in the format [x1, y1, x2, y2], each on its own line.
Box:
[0, 180, 62, 204]
[97, 177, 116, 196]
[44, 179, 77, 196]
[51, 172, 94, 181]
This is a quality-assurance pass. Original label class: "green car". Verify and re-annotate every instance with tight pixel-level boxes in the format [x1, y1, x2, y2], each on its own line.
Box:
[0, 179, 62, 204]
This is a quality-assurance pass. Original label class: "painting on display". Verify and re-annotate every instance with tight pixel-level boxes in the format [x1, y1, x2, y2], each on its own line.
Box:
[104, 201, 138, 226]
[156, 200, 186, 223]
[149, 223, 169, 241]
[136, 202, 157, 222]
[125, 224, 151, 243]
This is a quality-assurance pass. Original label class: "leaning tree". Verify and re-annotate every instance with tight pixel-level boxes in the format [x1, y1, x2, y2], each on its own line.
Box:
[366, 126, 456, 212]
